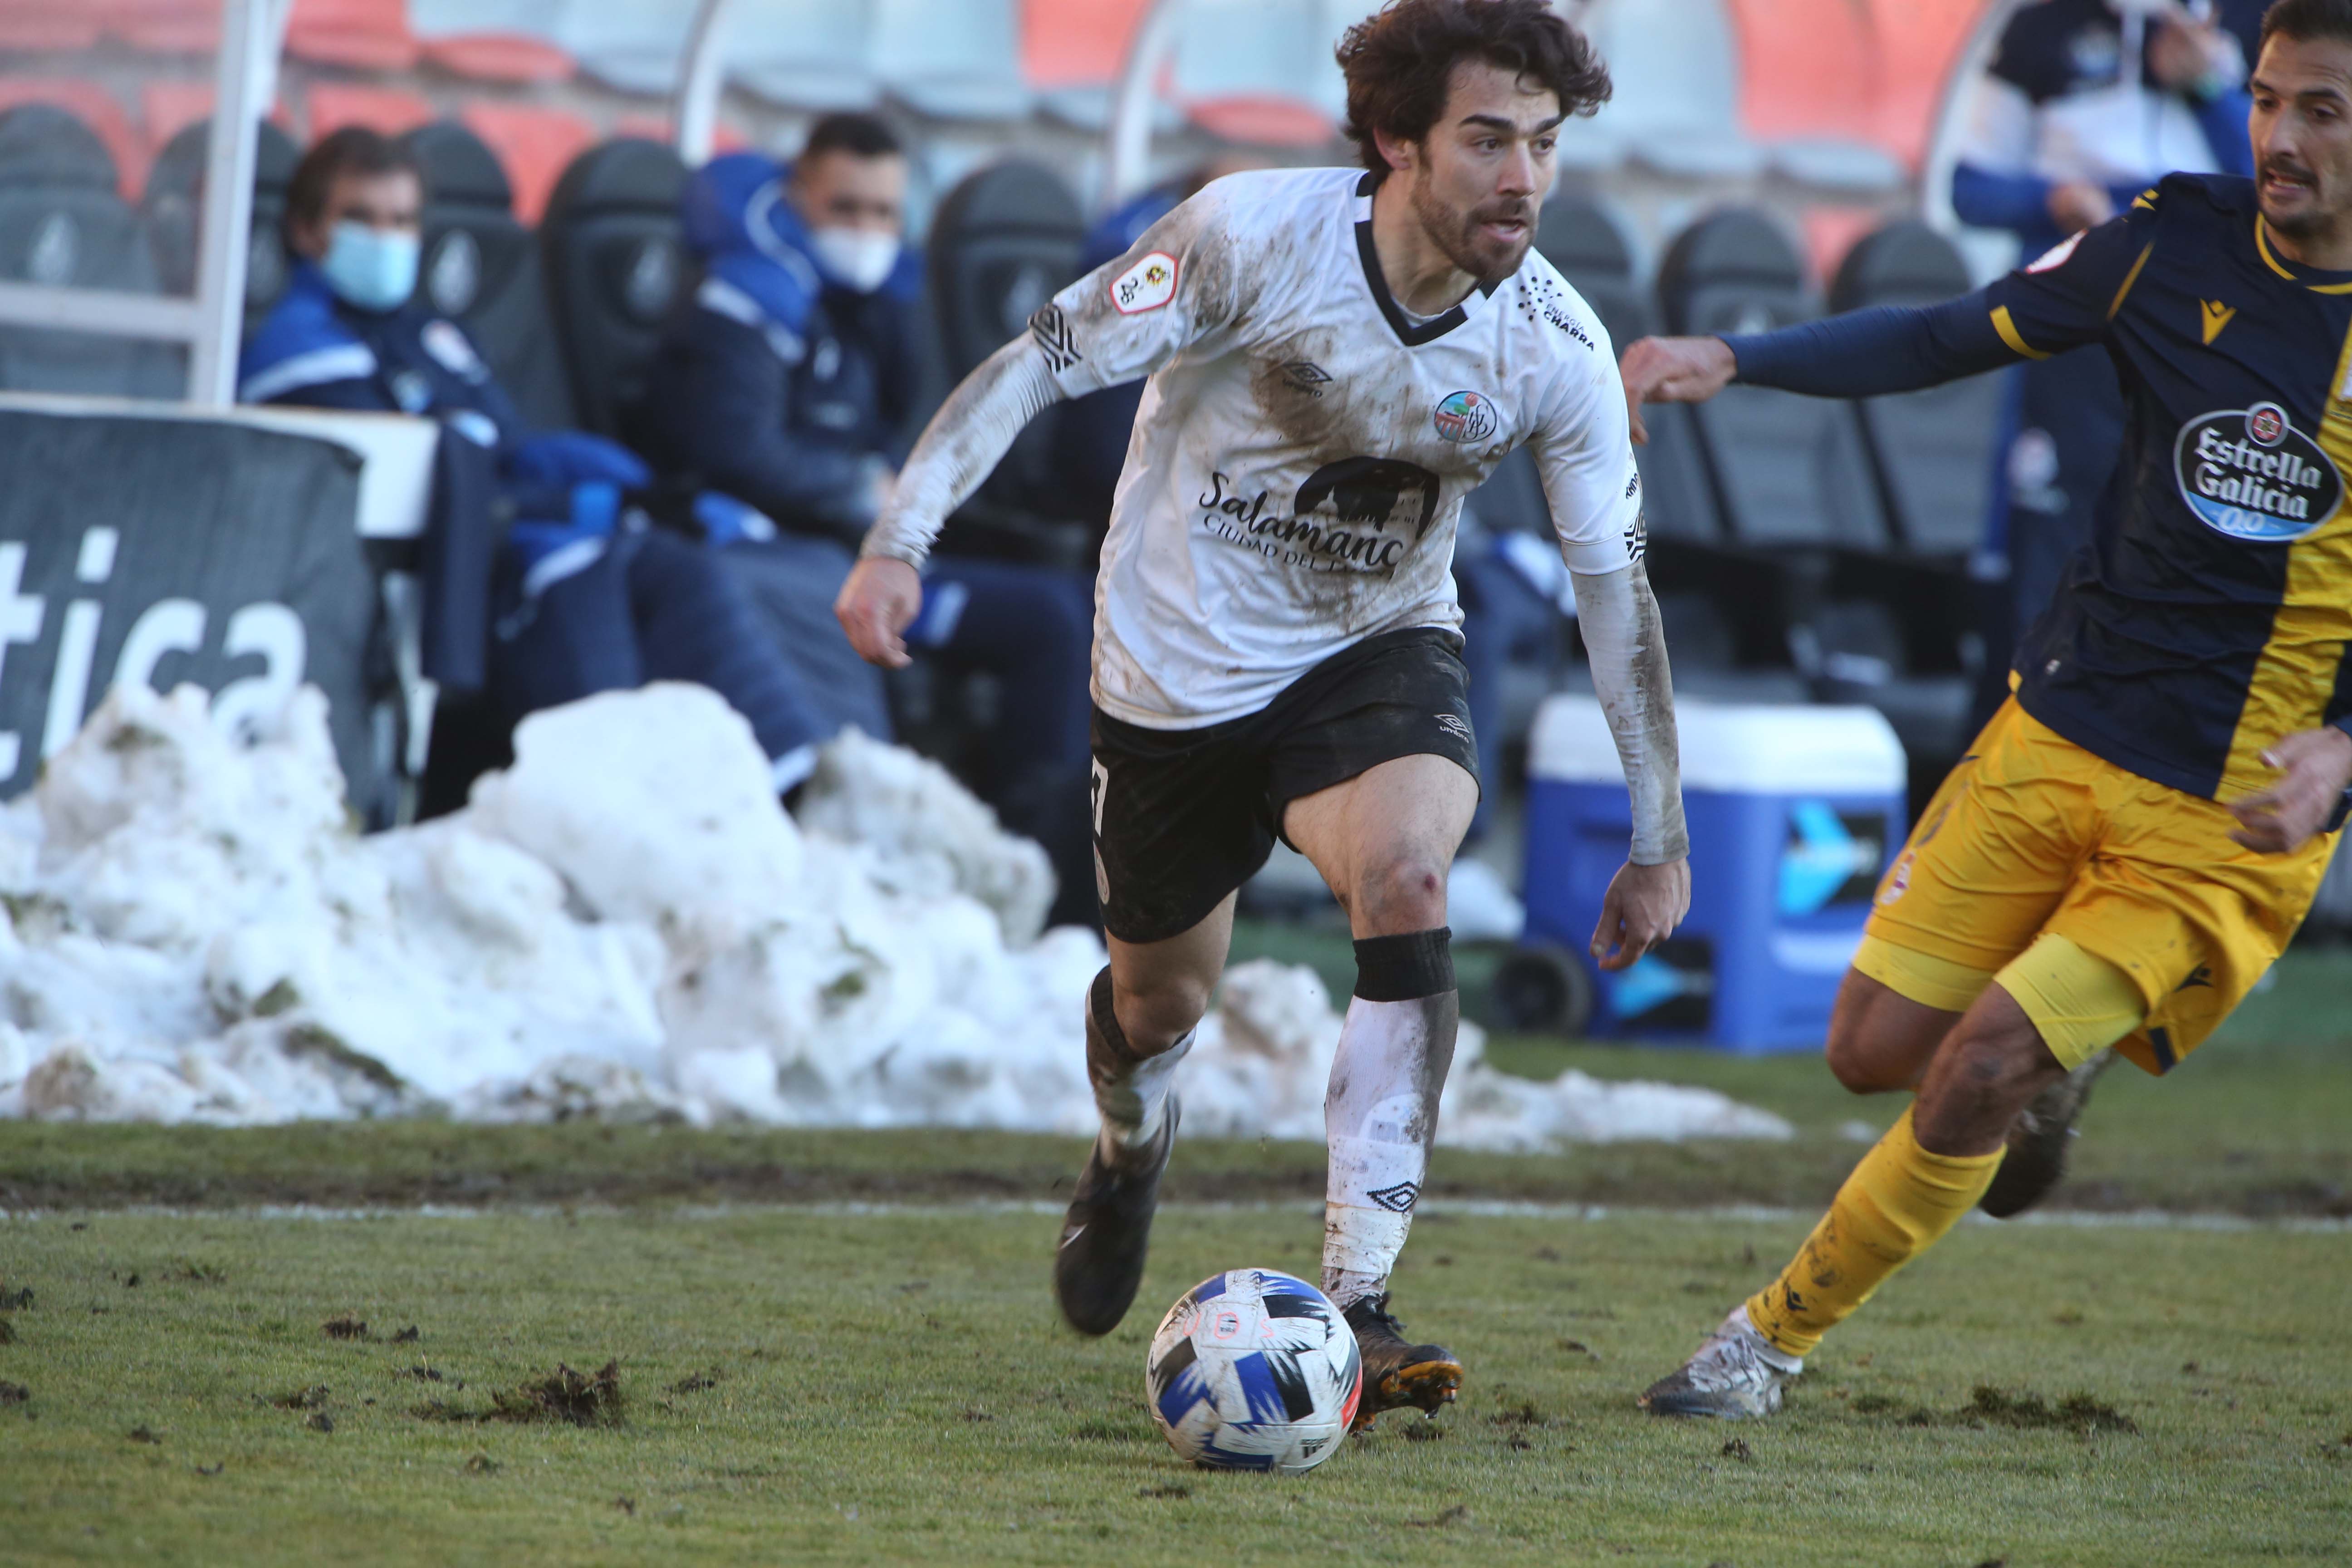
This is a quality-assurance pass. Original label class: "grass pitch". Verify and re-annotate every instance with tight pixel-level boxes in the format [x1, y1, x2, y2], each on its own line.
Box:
[2, 945, 2349, 1564]
[1, 1205, 2347, 1566]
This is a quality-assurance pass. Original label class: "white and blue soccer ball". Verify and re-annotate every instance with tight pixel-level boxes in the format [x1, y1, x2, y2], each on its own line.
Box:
[1144, 1268, 1362, 1474]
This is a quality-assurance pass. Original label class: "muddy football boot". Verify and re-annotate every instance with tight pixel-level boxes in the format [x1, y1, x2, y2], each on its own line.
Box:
[1344, 1293, 1463, 1431]
[1979, 1049, 2114, 1220]
[1053, 1099, 1179, 1336]
[1639, 1305, 1802, 1419]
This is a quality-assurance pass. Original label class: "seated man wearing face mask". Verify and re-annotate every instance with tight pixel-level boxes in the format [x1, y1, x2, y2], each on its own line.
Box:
[637, 114, 1097, 917]
[241, 127, 833, 795]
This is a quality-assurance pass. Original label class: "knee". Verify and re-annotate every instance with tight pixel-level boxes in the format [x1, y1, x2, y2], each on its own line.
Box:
[1823, 1015, 1902, 1094]
[1352, 853, 1450, 934]
[1930, 1017, 2063, 1118]
[1114, 972, 1215, 1053]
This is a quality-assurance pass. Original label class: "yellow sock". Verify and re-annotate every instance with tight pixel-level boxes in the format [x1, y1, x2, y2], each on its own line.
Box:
[1744, 1106, 2003, 1358]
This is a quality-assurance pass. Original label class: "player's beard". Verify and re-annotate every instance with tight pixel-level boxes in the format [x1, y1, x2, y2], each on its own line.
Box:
[1408, 174, 1534, 287]
[2258, 151, 2341, 240]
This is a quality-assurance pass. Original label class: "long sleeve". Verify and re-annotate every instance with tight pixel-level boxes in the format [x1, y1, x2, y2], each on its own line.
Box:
[1952, 161, 2058, 234]
[1571, 561, 1686, 865]
[1725, 189, 2167, 398]
[2192, 86, 2256, 178]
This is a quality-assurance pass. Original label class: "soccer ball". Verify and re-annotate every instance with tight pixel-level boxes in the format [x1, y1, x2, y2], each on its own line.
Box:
[1144, 1268, 1362, 1474]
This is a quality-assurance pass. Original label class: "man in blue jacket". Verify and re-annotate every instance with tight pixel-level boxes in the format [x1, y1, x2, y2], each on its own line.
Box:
[637, 115, 1095, 916]
[240, 127, 831, 795]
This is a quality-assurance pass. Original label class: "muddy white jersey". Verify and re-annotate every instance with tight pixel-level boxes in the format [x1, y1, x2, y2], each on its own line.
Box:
[1033, 165, 1645, 729]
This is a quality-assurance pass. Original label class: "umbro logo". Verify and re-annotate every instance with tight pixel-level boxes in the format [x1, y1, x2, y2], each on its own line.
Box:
[1028, 304, 1082, 372]
[1435, 713, 1471, 743]
[1367, 1181, 1420, 1214]
[2200, 299, 2236, 345]
[1623, 512, 1648, 562]
[1280, 359, 1332, 397]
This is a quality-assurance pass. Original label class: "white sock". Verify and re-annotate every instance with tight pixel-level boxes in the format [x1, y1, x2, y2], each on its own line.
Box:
[1321, 992, 1455, 1308]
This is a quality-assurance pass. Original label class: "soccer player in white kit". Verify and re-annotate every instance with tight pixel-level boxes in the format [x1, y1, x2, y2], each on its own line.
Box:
[839, 0, 1690, 1430]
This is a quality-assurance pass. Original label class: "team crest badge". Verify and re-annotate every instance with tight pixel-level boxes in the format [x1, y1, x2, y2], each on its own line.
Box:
[1433, 389, 1496, 443]
[1111, 251, 1178, 314]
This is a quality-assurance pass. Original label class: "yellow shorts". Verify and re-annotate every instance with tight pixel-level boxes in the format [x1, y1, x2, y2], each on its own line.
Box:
[1859, 698, 2340, 1076]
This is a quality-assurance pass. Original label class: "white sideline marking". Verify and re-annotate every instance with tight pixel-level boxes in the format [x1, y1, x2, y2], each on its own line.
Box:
[1, 1201, 2346, 1233]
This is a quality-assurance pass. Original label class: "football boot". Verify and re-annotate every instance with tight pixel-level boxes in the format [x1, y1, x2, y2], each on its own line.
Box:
[1343, 1292, 1462, 1430]
[1638, 1304, 1802, 1419]
[1979, 1049, 2113, 1219]
[1053, 1098, 1179, 1336]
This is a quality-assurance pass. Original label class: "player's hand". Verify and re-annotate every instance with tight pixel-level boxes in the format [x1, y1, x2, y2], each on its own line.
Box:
[835, 556, 922, 669]
[2047, 180, 2115, 235]
[2226, 726, 2352, 854]
[1590, 857, 1691, 972]
[2148, 12, 2239, 96]
[1617, 336, 1737, 446]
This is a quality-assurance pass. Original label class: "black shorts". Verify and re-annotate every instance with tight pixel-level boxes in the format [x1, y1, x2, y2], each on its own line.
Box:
[1088, 627, 1478, 944]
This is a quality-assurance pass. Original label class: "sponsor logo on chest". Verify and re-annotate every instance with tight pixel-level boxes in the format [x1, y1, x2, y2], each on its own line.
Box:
[2173, 402, 2344, 542]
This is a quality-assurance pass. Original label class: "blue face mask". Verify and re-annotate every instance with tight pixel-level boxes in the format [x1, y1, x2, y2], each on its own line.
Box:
[320, 220, 420, 312]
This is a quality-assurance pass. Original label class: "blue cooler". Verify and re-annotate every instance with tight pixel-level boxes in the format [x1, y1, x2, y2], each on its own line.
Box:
[1521, 696, 1906, 1053]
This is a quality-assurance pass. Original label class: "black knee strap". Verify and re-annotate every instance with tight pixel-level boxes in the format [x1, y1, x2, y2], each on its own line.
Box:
[1353, 928, 1454, 1002]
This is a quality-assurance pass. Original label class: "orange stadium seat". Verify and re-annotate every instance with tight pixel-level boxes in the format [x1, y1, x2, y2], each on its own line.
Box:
[304, 82, 436, 141]
[458, 103, 595, 225]
[1019, 0, 1154, 87]
[1726, 0, 1988, 167]
[284, 0, 420, 72]
[1185, 96, 1335, 147]
[0, 81, 147, 198]
[0, 1, 101, 49]
[420, 33, 577, 85]
[101, 0, 221, 54]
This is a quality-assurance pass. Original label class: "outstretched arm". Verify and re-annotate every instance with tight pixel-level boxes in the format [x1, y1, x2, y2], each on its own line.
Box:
[1619, 191, 2170, 440]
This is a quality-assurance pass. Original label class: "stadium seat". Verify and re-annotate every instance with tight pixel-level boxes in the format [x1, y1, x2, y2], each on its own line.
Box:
[407, 0, 576, 84]
[400, 120, 575, 429]
[553, 0, 691, 98]
[1829, 220, 2002, 560]
[101, 0, 220, 53]
[1657, 208, 1887, 552]
[539, 137, 686, 440]
[0, 105, 182, 397]
[925, 159, 1088, 553]
[0, 81, 147, 200]
[304, 83, 436, 141]
[0, 0, 100, 50]
[727, 0, 883, 112]
[458, 103, 595, 225]
[1172, 1, 1346, 137]
[142, 117, 299, 332]
[1576, 0, 1763, 179]
[284, 0, 421, 71]
[1534, 192, 1720, 545]
[874, 0, 1032, 121]
[1021, 0, 1155, 89]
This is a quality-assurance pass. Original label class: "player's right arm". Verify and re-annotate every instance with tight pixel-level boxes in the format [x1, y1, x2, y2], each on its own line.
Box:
[1617, 191, 2166, 443]
[838, 186, 1245, 666]
[1529, 331, 1692, 970]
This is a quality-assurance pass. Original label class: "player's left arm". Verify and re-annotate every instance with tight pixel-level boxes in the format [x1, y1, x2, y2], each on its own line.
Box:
[2227, 722, 2352, 853]
[1530, 348, 1691, 971]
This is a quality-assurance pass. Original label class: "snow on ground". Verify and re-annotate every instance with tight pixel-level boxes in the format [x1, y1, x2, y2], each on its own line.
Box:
[0, 682, 1788, 1146]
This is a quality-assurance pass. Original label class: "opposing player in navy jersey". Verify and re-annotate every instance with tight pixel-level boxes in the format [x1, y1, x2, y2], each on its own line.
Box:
[837, 0, 1691, 1429]
[1620, 0, 2352, 1419]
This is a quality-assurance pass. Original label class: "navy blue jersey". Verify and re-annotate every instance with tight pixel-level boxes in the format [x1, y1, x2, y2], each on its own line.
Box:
[1728, 173, 2352, 806]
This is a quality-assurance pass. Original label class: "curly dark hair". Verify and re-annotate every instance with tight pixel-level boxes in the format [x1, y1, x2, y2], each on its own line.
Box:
[1337, 0, 1611, 184]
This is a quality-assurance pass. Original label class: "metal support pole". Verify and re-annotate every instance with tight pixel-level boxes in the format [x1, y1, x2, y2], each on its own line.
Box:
[676, 0, 738, 168]
[1103, 0, 1181, 213]
[186, 0, 287, 407]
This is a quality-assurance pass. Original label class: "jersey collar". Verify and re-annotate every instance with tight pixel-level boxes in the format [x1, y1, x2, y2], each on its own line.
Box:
[1352, 172, 1499, 346]
[2254, 216, 2352, 295]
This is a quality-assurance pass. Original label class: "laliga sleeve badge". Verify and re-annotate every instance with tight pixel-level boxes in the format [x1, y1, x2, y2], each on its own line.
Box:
[422, 318, 488, 381]
[1109, 251, 1178, 314]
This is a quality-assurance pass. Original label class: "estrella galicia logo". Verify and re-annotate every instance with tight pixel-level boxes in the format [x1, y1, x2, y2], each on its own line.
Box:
[2175, 401, 2343, 542]
[1432, 389, 1497, 443]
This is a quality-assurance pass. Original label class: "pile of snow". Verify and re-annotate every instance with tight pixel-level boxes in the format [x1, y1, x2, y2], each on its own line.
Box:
[0, 682, 1787, 1147]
